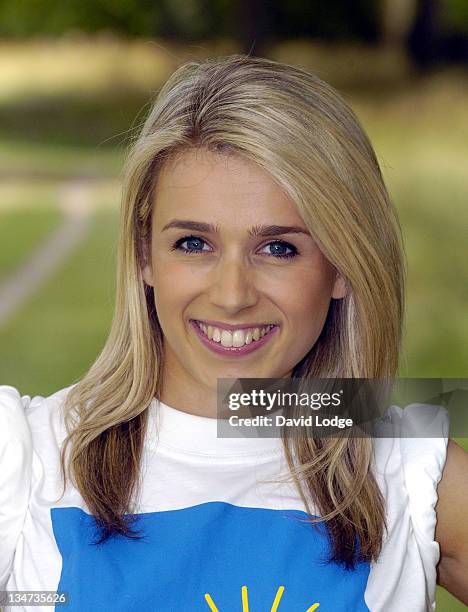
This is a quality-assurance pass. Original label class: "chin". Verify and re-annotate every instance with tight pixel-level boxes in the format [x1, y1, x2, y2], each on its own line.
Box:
[211, 365, 275, 381]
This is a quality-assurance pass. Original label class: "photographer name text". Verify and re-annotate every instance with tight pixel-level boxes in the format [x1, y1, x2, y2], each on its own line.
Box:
[229, 414, 354, 429]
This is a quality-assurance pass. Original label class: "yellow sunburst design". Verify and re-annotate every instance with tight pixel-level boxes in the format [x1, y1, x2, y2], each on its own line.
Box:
[204, 585, 320, 611]
[204, 593, 219, 611]
[271, 585, 285, 611]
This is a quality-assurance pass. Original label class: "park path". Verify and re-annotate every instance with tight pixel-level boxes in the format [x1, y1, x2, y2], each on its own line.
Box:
[0, 180, 95, 325]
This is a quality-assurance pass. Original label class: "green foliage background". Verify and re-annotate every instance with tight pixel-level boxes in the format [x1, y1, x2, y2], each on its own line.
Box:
[0, 0, 466, 39]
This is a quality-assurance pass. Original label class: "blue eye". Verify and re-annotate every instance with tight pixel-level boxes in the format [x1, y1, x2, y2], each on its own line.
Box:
[172, 235, 211, 254]
[171, 236, 298, 259]
[260, 240, 298, 259]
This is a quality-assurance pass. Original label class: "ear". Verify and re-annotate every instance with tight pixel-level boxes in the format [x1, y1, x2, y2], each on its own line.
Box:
[331, 272, 347, 299]
[142, 262, 154, 287]
[140, 239, 154, 287]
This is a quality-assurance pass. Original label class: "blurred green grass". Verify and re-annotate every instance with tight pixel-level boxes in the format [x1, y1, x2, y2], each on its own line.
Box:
[0, 140, 123, 179]
[0, 199, 61, 283]
[363, 123, 468, 378]
[0, 207, 118, 393]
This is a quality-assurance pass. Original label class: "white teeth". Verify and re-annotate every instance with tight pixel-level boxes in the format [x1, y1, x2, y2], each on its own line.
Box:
[220, 330, 233, 347]
[232, 330, 245, 347]
[197, 322, 275, 347]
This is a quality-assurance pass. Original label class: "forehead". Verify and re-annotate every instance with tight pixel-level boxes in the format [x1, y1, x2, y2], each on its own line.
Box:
[152, 148, 306, 228]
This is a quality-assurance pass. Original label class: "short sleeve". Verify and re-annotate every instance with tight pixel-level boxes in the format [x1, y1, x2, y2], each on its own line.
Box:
[399, 403, 449, 609]
[0, 386, 34, 587]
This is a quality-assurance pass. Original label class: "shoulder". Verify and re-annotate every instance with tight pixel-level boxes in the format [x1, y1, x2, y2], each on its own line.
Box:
[373, 402, 449, 532]
[372, 402, 449, 488]
[371, 403, 449, 605]
[0, 384, 76, 586]
[0, 385, 34, 474]
[0, 385, 34, 444]
[23, 384, 76, 444]
[0, 382, 76, 482]
[0, 386, 35, 585]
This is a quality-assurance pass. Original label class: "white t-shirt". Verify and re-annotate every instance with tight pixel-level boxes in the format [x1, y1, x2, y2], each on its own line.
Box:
[0, 384, 449, 611]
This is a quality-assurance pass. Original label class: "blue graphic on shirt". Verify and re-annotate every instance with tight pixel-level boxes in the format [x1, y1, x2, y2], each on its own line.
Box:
[51, 503, 370, 611]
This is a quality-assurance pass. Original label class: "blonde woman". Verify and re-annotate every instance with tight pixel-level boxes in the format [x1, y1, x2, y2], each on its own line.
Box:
[1, 56, 467, 612]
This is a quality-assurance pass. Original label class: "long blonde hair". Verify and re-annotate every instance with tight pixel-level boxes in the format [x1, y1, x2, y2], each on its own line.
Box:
[61, 55, 405, 568]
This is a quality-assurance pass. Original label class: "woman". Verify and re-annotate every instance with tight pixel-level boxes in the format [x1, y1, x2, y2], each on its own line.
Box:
[0, 55, 466, 611]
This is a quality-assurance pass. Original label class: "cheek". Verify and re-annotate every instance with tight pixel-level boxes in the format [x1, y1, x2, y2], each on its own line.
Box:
[289, 289, 331, 331]
[152, 260, 200, 318]
[278, 265, 335, 338]
[278, 259, 335, 307]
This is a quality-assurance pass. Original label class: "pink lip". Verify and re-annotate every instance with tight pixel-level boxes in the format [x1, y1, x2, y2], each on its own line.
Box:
[190, 320, 279, 357]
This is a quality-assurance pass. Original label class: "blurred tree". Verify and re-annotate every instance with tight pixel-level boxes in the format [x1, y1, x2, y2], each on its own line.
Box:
[408, 0, 445, 68]
[236, 0, 272, 56]
[0, 0, 465, 65]
[0, 0, 161, 37]
[377, 0, 467, 68]
[380, 0, 418, 47]
[445, 0, 468, 34]
[159, 0, 232, 41]
[270, 0, 379, 42]
[0, 0, 379, 40]
[408, 0, 468, 68]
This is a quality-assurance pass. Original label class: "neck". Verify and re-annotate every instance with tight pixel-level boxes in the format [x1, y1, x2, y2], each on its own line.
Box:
[159, 361, 219, 418]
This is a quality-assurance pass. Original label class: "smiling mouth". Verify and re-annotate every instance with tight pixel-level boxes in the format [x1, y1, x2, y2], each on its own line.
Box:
[191, 320, 278, 349]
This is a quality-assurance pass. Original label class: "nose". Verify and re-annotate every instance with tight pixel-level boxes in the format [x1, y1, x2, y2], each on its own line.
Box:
[207, 255, 259, 315]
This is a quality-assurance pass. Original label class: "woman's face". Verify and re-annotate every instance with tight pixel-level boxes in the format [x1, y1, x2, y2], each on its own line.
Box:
[142, 148, 346, 411]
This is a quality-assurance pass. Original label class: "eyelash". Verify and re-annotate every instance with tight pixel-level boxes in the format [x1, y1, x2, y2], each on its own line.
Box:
[171, 235, 299, 259]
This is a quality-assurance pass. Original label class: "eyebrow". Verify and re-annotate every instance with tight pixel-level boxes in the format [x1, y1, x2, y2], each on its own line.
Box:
[161, 219, 311, 237]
